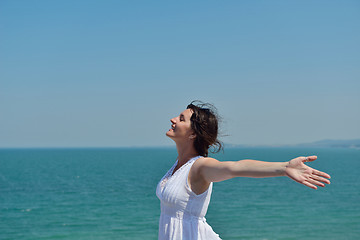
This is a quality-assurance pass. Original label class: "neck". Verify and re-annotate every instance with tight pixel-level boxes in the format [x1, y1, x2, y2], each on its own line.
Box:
[175, 141, 199, 166]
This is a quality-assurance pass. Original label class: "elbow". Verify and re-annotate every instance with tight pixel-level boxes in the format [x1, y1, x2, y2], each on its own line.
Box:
[227, 161, 243, 178]
[229, 160, 257, 178]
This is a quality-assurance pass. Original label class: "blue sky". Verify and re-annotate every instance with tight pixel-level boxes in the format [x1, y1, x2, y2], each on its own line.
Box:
[1, 0, 359, 148]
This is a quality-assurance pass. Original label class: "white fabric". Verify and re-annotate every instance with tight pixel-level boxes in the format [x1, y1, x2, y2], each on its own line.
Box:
[156, 156, 221, 240]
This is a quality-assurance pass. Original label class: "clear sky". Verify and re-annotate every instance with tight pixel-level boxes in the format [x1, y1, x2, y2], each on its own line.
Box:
[1, 0, 359, 148]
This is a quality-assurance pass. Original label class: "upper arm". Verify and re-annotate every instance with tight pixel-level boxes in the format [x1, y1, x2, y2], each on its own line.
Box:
[193, 157, 237, 183]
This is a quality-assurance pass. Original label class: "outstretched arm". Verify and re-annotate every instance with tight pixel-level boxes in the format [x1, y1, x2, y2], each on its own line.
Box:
[194, 156, 331, 189]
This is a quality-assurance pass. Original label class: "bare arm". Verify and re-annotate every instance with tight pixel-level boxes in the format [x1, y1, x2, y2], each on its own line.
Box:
[195, 156, 331, 189]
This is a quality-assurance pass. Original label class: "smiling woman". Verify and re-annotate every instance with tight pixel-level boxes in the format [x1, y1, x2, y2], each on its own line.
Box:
[166, 101, 222, 157]
[156, 101, 331, 240]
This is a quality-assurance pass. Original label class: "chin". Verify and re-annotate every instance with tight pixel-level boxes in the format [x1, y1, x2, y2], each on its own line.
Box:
[166, 131, 175, 140]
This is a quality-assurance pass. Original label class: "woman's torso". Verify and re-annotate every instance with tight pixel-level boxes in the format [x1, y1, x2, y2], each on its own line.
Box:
[156, 156, 221, 240]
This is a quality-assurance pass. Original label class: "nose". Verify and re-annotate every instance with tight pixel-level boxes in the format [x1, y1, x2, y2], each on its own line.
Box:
[170, 118, 176, 124]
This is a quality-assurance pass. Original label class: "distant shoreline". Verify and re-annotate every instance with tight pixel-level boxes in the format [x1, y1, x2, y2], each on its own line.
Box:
[1, 139, 360, 150]
[225, 139, 360, 149]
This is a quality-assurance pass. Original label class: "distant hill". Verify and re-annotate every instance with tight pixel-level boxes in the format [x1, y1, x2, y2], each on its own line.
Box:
[295, 139, 360, 149]
[225, 139, 360, 149]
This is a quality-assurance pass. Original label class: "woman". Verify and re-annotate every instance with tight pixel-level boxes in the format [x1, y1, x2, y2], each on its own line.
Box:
[156, 101, 331, 240]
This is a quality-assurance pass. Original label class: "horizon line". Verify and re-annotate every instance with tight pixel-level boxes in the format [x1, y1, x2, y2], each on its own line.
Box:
[1, 138, 359, 150]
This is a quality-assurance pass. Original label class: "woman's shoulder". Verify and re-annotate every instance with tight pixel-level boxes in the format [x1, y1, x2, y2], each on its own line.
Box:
[192, 157, 221, 171]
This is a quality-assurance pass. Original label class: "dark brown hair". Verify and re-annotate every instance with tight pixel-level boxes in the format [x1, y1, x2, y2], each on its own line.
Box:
[187, 101, 223, 157]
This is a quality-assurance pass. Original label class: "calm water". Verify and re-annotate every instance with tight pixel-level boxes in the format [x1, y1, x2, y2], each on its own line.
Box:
[0, 147, 359, 240]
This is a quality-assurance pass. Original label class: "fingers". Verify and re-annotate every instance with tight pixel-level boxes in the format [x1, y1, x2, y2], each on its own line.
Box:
[302, 172, 331, 189]
[310, 174, 331, 185]
[302, 155, 317, 163]
[307, 177, 326, 187]
[303, 178, 324, 189]
[313, 169, 331, 179]
[303, 181, 317, 190]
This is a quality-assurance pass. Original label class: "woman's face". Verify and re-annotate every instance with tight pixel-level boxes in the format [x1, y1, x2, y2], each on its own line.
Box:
[166, 109, 195, 142]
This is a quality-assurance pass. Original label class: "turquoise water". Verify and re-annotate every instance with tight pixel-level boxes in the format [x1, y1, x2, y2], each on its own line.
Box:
[0, 147, 359, 239]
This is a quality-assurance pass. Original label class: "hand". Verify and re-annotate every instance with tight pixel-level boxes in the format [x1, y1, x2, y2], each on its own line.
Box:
[285, 156, 331, 189]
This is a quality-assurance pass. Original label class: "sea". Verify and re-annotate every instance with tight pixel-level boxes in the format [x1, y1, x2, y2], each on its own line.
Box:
[0, 147, 359, 240]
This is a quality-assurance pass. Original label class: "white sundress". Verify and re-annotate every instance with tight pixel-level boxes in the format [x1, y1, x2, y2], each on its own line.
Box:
[156, 156, 221, 240]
